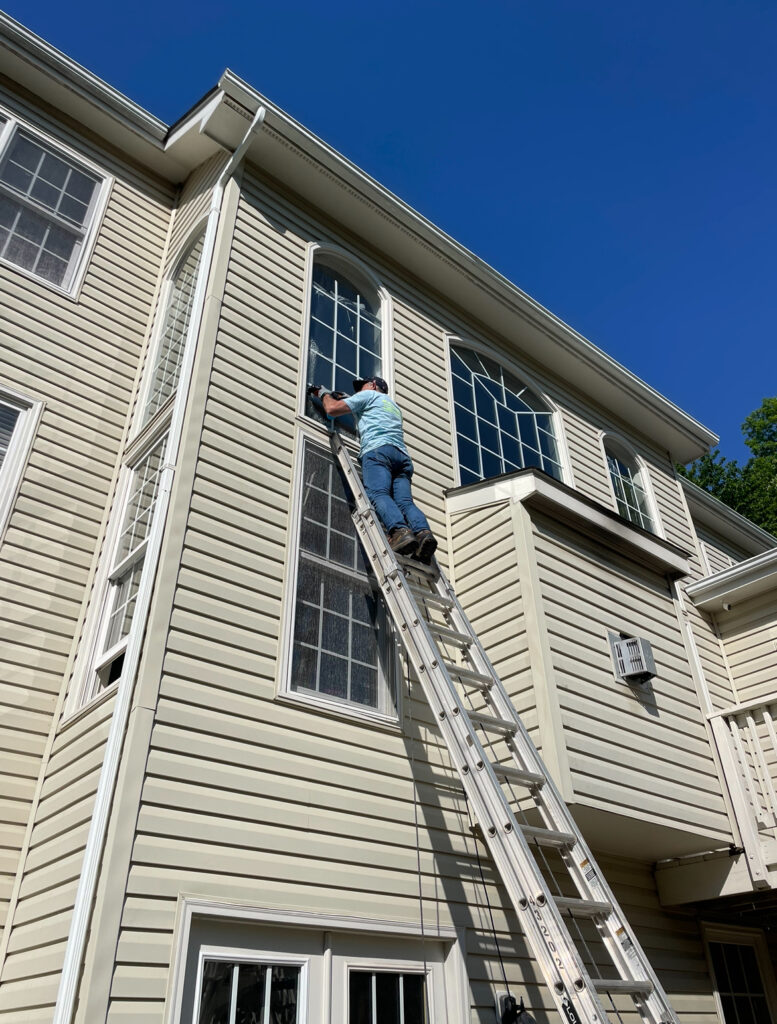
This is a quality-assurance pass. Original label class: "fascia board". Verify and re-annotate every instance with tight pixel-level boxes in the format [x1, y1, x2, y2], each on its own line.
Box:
[682, 478, 777, 555]
[686, 547, 777, 611]
[220, 69, 717, 464]
[446, 469, 691, 577]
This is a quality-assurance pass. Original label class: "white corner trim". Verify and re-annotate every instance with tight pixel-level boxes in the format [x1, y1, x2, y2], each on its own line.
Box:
[446, 469, 691, 577]
[686, 546, 777, 611]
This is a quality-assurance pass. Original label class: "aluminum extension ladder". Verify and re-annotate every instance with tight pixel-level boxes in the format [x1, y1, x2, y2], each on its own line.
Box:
[331, 430, 679, 1024]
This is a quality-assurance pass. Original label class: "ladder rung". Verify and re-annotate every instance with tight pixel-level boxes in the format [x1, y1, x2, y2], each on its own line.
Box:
[443, 662, 494, 690]
[468, 712, 516, 736]
[427, 622, 473, 646]
[491, 762, 545, 789]
[520, 824, 576, 849]
[553, 896, 612, 918]
[407, 586, 453, 611]
[396, 555, 438, 578]
[591, 978, 654, 996]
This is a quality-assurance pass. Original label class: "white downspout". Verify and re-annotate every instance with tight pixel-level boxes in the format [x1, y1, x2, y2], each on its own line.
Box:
[52, 104, 266, 1024]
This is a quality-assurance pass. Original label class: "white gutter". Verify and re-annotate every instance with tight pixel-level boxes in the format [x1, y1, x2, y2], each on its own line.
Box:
[52, 104, 266, 1024]
[686, 546, 777, 611]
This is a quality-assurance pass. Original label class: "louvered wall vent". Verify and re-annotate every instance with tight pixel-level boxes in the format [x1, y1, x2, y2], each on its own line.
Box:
[607, 632, 657, 683]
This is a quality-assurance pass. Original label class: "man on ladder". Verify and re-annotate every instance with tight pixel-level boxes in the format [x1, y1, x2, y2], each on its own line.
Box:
[307, 376, 438, 561]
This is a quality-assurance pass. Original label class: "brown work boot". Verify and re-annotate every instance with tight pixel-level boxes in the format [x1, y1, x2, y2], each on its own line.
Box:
[389, 526, 417, 555]
[414, 529, 438, 564]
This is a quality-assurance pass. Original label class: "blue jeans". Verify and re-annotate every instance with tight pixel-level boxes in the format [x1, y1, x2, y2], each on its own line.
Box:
[362, 445, 431, 535]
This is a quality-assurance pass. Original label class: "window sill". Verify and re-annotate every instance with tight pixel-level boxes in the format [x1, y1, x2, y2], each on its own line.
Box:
[446, 468, 691, 578]
[276, 690, 402, 734]
[60, 681, 117, 733]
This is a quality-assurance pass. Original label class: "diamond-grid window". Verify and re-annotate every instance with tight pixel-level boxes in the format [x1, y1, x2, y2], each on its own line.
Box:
[305, 262, 382, 432]
[291, 442, 396, 715]
[143, 232, 205, 422]
[450, 345, 563, 485]
[0, 122, 101, 289]
[604, 441, 654, 532]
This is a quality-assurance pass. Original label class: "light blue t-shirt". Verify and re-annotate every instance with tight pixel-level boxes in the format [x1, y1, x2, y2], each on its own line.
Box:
[343, 390, 408, 457]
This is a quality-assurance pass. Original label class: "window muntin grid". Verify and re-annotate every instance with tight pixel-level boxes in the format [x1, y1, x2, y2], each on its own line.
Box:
[291, 442, 395, 714]
[709, 941, 772, 1024]
[349, 970, 427, 1024]
[605, 446, 654, 532]
[104, 560, 144, 651]
[305, 262, 382, 432]
[115, 435, 167, 564]
[143, 232, 205, 423]
[0, 401, 21, 473]
[198, 960, 301, 1024]
[0, 125, 100, 289]
[450, 346, 563, 485]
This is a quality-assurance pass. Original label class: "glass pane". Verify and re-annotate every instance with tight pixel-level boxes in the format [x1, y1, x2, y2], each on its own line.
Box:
[403, 975, 426, 1024]
[269, 964, 300, 1024]
[235, 962, 266, 1022]
[349, 970, 372, 1024]
[375, 972, 400, 1024]
[116, 435, 167, 561]
[2, 132, 98, 227]
[143, 233, 204, 421]
[198, 961, 232, 1024]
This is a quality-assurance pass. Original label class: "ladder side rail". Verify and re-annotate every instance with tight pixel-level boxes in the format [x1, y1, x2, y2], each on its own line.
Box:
[330, 432, 612, 1024]
[435, 564, 680, 1024]
[353, 506, 613, 1024]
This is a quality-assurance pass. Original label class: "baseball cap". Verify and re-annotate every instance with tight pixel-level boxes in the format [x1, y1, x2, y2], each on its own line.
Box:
[352, 376, 388, 393]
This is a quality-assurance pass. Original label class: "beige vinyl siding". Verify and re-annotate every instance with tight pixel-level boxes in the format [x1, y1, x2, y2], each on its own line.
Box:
[448, 502, 536, 737]
[681, 547, 739, 712]
[696, 526, 749, 576]
[532, 513, 731, 842]
[165, 153, 224, 266]
[97, 171, 482, 1021]
[716, 592, 777, 705]
[0, 88, 173, 948]
[0, 694, 116, 1022]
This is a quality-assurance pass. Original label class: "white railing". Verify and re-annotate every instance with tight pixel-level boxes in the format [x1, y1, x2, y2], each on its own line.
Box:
[709, 695, 777, 888]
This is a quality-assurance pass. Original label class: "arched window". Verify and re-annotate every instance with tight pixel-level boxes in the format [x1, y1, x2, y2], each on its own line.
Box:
[450, 344, 563, 485]
[143, 230, 205, 423]
[604, 438, 655, 532]
[305, 259, 383, 431]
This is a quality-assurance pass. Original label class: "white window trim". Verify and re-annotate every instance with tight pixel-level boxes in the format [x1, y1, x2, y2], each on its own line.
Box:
[296, 240, 395, 430]
[276, 423, 403, 729]
[132, 220, 208, 439]
[598, 429, 664, 538]
[444, 333, 575, 488]
[0, 105, 112, 298]
[0, 383, 43, 545]
[192, 946, 310, 1024]
[702, 922, 777, 1024]
[166, 899, 466, 1024]
[336, 955, 441, 1024]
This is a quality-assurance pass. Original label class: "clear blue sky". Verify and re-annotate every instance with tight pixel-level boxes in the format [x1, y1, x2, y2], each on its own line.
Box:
[9, 1, 776, 463]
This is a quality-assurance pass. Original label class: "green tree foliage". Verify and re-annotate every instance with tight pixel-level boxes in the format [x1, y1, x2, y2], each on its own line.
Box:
[678, 397, 777, 537]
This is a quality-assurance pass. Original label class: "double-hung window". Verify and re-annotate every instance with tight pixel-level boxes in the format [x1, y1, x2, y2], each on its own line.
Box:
[289, 439, 396, 717]
[0, 112, 105, 291]
[76, 229, 206, 705]
[450, 344, 563, 485]
[603, 438, 655, 533]
[91, 434, 167, 693]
